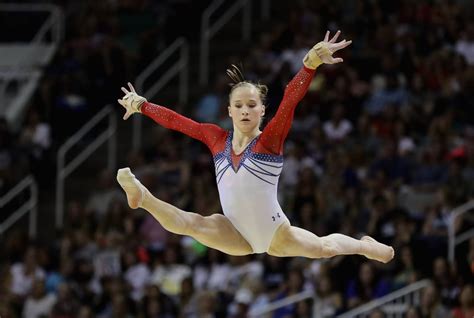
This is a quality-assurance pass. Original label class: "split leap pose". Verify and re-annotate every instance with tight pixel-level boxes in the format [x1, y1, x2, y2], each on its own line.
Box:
[117, 31, 394, 263]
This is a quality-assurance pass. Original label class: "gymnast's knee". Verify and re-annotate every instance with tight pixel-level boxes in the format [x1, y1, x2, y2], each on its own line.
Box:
[319, 236, 339, 258]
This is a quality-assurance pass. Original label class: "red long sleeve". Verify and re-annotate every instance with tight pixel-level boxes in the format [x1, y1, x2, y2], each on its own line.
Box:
[258, 66, 316, 154]
[140, 66, 315, 157]
[140, 102, 227, 154]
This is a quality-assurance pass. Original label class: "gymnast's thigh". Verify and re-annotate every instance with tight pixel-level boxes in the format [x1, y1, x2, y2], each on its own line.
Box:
[187, 213, 253, 256]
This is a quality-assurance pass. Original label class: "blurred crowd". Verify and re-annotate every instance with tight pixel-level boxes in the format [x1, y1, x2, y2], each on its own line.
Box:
[0, 0, 209, 194]
[1, 0, 474, 317]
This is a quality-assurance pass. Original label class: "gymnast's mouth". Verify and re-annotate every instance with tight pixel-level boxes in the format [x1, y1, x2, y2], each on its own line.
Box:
[241, 119, 250, 122]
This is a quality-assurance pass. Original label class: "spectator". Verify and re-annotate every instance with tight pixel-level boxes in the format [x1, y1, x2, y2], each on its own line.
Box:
[323, 104, 353, 142]
[22, 279, 57, 318]
[150, 246, 191, 297]
[50, 283, 80, 318]
[122, 248, 151, 302]
[314, 275, 343, 317]
[346, 262, 390, 308]
[10, 247, 46, 299]
[455, 22, 474, 65]
[273, 269, 308, 317]
[432, 257, 459, 306]
[418, 283, 450, 318]
[85, 170, 122, 221]
[140, 285, 176, 318]
[406, 306, 422, 318]
[452, 284, 474, 318]
[392, 245, 417, 289]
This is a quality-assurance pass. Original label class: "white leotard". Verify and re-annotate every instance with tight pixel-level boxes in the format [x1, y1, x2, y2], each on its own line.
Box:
[214, 133, 287, 253]
[141, 66, 315, 253]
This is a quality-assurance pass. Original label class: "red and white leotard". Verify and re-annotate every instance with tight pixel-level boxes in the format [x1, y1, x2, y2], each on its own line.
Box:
[141, 66, 315, 253]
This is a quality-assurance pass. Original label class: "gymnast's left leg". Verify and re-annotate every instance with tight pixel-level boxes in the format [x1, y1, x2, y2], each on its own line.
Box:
[268, 220, 394, 263]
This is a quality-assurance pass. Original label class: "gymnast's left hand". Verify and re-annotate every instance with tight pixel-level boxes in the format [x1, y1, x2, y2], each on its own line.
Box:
[303, 30, 352, 69]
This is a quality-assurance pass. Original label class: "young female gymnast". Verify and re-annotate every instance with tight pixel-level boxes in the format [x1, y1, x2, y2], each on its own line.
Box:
[117, 31, 394, 263]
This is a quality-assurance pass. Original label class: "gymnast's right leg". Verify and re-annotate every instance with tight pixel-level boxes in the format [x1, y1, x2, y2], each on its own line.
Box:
[116, 168, 253, 256]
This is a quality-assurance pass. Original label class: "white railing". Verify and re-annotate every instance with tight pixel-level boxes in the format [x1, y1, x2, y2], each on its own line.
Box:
[132, 37, 189, 150]
[336, 280, 431, 318]
[0, 3, 63, 45]
[0, 3, 64, 44]
[0, 175, 38, 238]
[55, 105, 116, 228]
[448, 199, 474, 263]
[0, 3, 63, 123]
[199, 0, 252, 85]
[249, 290, 313, 317]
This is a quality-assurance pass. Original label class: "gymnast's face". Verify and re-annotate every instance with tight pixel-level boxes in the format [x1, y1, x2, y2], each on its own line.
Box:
[228, 85, 265, 133]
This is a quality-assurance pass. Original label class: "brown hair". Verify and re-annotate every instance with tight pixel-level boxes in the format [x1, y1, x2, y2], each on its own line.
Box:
[226, 64, 268, 104]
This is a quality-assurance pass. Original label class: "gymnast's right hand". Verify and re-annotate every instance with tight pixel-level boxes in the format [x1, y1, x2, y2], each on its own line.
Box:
[117, 82, 147, 120]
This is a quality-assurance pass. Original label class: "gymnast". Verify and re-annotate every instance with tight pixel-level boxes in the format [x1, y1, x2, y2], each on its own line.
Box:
[117, 31, 394, 263]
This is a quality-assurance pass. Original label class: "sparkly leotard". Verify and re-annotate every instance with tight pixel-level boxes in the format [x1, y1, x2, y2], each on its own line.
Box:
[141, 66, 315, 253]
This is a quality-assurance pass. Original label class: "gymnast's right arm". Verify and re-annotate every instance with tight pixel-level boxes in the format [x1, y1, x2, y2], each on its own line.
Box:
[118, 82, 225, 149]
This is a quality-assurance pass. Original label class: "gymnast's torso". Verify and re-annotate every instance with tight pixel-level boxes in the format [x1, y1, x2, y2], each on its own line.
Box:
[140, 66, 316, 253]
[213, 131, 287, 253]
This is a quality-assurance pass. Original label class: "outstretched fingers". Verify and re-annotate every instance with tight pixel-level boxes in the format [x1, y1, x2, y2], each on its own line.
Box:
[324, 30, 330, 42]
[128, 82, 136, 93]
[314, 30, 352, 65]
[329, 30, 341, 43]
[330, 57, 344, 64]
[324, 30, 341, 43]
[117, 99, 132, 120]
[333, 39, 352, 51]
[123, 110, 133, 120]
[121, 87, 130, 95]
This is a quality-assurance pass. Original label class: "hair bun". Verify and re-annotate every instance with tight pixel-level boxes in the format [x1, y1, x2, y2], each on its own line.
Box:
[256, 84, 268, 96]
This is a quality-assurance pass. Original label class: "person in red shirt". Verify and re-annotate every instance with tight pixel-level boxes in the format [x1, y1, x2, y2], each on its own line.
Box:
[117, 31, 394, 263]
[452, 285, 474, 318]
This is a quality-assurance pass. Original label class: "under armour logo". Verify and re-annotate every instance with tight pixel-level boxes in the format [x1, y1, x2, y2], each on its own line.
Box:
[272, 213, 281, 222]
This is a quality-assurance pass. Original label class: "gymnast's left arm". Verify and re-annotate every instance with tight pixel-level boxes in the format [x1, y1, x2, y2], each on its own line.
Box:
[259, 30, 352, 154]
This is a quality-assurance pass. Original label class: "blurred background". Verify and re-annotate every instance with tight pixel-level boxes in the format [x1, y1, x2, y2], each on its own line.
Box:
[0, 0, 474, 317]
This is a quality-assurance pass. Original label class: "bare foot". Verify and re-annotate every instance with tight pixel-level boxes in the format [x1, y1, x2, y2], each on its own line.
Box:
[117, 168, 145, 209]
[360, 236, 395, 263]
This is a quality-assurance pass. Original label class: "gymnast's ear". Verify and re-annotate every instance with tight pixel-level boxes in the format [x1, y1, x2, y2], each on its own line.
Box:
[228, 105, 232, 117]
